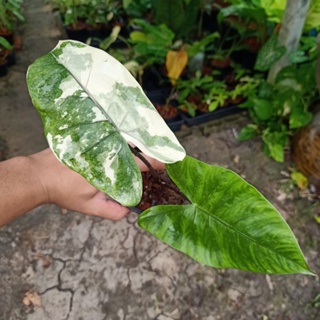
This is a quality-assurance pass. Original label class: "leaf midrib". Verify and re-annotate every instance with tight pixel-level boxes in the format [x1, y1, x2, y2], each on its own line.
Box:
[193, 203, 307, 271]
[51, 51, 115, 127]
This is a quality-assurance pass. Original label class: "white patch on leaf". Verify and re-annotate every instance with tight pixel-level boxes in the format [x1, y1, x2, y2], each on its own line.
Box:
[80, 92, 88, 99]
[54, 134, 76, 160]
[59, 124, 69, 130]
[104, 158, 116, 183]
[103, 147, 120, 183]
[47, 133, 90, 172]
[53, 40, 186, 164]
[74, 152, 90, 170]
[91, 106, 105, 122]
[54, 75, 81, 104]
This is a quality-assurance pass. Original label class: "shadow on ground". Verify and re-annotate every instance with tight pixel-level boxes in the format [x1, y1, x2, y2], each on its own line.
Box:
[0, 1, 320, 319]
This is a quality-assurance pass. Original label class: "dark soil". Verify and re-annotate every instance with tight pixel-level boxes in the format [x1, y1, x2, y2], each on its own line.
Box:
[155, 104, 179, 120]
[136, 170, 189, 211]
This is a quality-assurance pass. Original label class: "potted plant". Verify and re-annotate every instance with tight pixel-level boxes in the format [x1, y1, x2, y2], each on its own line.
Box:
[83, 0, 107, 39]
[128, 19, 221, 93]
[26, 40, 314, 275]
[217, 1, 272, 52]
[86, 0, 129, 42]
[51, 0, 87, 41]
[122, 0, 152, 20]
[238, 35, 320, 163]
[206, 33, 241, 69]
[175, 69, 257, 126]
[0, 0, 24, 44]
[151, 0, 200, 40]
[127, 18, 176, 89]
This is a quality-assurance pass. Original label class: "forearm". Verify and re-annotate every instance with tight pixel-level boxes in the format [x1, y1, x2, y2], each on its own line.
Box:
[0, 156, 46, 227]
[0, 148, 165, 227]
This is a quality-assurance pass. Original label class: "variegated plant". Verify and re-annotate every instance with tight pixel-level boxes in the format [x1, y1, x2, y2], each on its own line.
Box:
[27, 40, 314, 275]
[27, 40, 185, 206]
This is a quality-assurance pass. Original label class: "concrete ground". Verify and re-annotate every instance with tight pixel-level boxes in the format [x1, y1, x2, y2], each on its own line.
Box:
[1, 1, 320, 319]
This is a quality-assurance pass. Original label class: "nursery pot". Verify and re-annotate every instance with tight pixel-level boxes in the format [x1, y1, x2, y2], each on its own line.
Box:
[65, 22, 87, 43]
[0, 59, 8, 77]
[155, 104, 179, 121]
[0, 28, 14, 45]
[86, 24, 103, 39]
[7, 50, 16, 67]
[210, 56, 232, 69]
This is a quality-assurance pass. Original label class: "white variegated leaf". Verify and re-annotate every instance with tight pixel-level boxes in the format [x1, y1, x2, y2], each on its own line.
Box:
[27, 40, 186, 206]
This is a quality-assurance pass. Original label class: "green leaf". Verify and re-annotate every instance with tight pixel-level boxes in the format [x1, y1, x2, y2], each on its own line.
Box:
[257, 80, 274, 99]
[239, 99, 253, 109]
[238, 124, 258, 141]
[123, 0, 132, 9]
[291, 171, 308, 190]
[289, 109, 312, 129]
[186, 32, 219, 58]
[0, 36, 13, 50]
[252, 98, 273, 120]
[129, 20, 175, 63]
[255, 34, 286, 72]
[130, 30, 148, 42]
[262, 130, 287, 162]
[130, 19, 174, 48]
[153, 0, 198, 39]
[139, 156, 314, 275]
[288, 50, 309, 64]
[27, 40, 185, 206]
[208, 101, 219, 112]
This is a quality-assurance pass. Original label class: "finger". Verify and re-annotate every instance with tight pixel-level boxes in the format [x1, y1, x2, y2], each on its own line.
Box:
[86, 197, 131, 221]
[133, 153, 165, 172]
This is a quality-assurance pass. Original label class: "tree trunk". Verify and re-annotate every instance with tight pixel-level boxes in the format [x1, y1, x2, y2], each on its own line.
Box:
[268, 0, 311, 84]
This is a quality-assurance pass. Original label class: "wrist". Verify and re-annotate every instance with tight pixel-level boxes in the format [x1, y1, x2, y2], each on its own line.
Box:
[0, 153, 49, 227]
[26, 149, 54, 206]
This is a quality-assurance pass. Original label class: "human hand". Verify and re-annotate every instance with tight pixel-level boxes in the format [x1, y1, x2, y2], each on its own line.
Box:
[29, 148, 164, 221]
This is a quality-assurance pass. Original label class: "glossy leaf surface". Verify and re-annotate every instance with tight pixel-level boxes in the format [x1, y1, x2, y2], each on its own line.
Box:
[255, 34, 286, 72]
[139, 156, 313, 275]
[27, 40, 185, 206]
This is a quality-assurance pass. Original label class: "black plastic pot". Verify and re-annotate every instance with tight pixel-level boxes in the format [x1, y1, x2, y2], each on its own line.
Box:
[231, 50, 258, 71]
[180, 105, 244, 127]
[147, 89, 185, 132]
[0, 60, 8, 77]
[142, 65, 171, 93]
[86, 25, 103, 39]
[65, 26, 87, 43]
[202, 11, 219, 34]
[7, 51, 16, 67]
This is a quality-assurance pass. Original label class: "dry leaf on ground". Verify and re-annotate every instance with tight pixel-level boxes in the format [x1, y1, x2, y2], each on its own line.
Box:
[23, 291, 41, 307]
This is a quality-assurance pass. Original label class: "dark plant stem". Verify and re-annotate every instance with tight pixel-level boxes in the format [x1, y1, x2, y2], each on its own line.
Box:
[129, 206, 143, 214]
[130, 146, 158, 178]
[165, 86, 176, 106]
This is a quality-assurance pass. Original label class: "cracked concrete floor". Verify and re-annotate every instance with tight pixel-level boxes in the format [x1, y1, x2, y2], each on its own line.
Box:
[1, 1, 320, 319]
